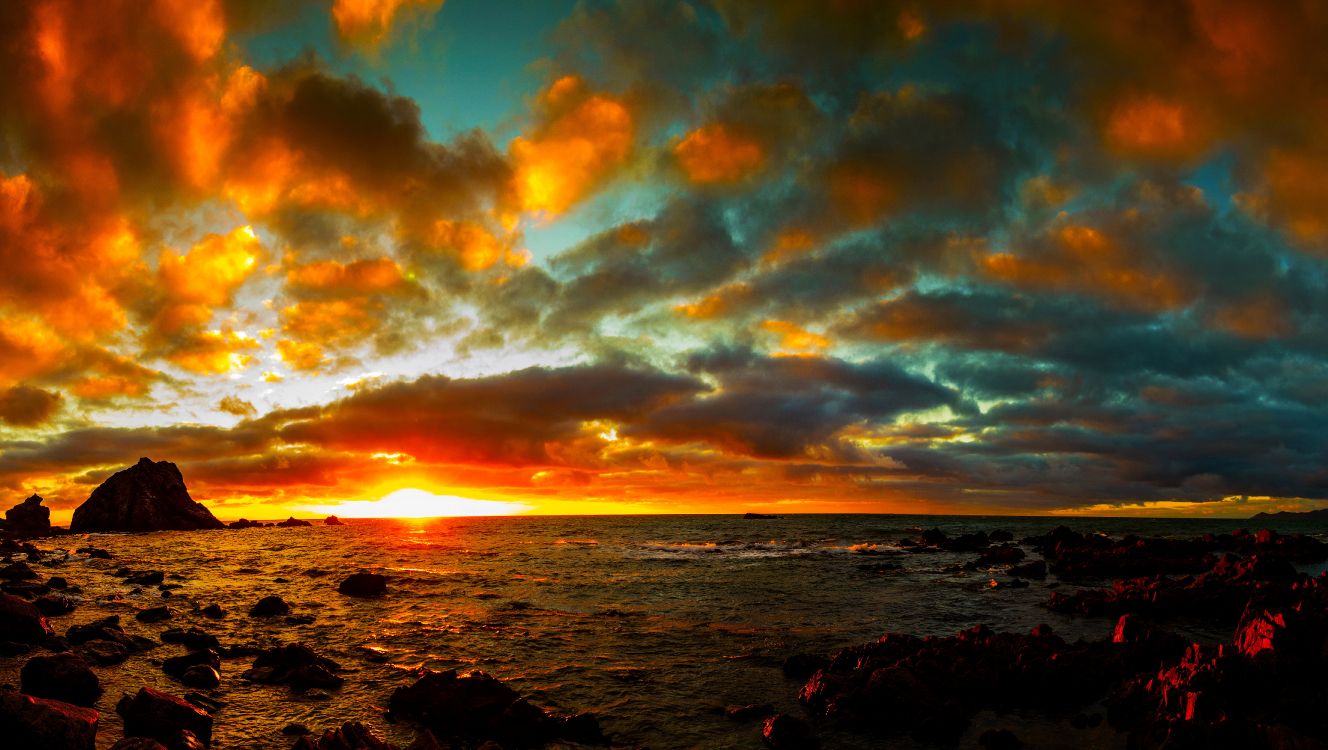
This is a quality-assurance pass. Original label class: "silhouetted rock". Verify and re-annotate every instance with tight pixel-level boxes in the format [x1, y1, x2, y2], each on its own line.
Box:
[180, 665, 220, 689]
[0, 560, 39, 579]
[1008, 560, 1047, 579]
[34, 594, 76, 616]
[226, 519, 267, 529]
[200, 604, 225, 619]
[762, 713, 817, 749]
[726, 703, 774, 721]
[276, 517, 312, 527]
[0, 688, 99, 750]
[161, 627, 219, 651]
[21, 652, 101, 707]
[70, 459, 223, 533]
[116, 687, 212, 747]
[324, 515, 345, 526]
[67, 616, 141, 651]
[242, 643, 343, 690]
[5, 494, 51, 537]
[744, 512, 781, 519]
[79, 639, 129, 666]
[126, 570, 165, 585]
[136, 606, 172, 623]
[162, 649, 221, 680]
[248, 595, 290, 617]
[0, 592, 53, 642]
[109, 739, 169, 750]
[292, 722, 396, 750]
[338, 573, 387, 597]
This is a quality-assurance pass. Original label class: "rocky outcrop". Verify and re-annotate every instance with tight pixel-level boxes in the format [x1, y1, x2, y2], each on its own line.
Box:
[323, 515, 345, 526]
[20, 652, 102, 707]
[242, 643, 343, 691]
[0, 688, 99, 750]
[0, 592, 54, 642]
[276, 517, 312, 527]
[116, 687, 213, 748]
[70, 459, 223, 533]
[5, 494, 51, 537]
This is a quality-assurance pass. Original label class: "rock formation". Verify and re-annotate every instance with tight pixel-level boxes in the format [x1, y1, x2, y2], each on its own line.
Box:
[5, 494, 51, 536]
[70, 459, 223, 533]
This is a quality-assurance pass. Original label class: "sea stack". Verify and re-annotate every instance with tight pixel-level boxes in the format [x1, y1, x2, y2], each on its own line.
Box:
[5, 494, 51, 537]
[70, 458, 224, 533]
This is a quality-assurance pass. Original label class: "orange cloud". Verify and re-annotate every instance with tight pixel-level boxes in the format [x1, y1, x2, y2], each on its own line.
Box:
[674, 283, 753, 320]
[510, 76, 634, 217]
[151, 226, 262, 339]
[1105, 94, 1212, 161]
[286, 257, 409, 295]
[760, 320, 830, 353]
[674, 124, 766, 184]
[167, 330, 261, 375]
[428, 220, 515, 271]
[332, 0, 443, 51]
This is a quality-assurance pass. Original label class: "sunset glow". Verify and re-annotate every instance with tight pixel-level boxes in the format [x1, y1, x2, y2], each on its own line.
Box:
[303, 488, 532, 519]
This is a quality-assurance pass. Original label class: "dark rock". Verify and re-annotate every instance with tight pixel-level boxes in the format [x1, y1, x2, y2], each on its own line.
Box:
[34, 594, 76, 616]
[136, 606, 172, 623]
[199, 604, 225, 619]
[20, 652, 102, 707]
[67, 616, 138, 650]
[978, 729, 1024, 750]
[1007, 559, 1047, 579]
[48, 576, 68, 589]
[242, 644, 343, 690]
[126, 571, 165, 585]
[180, 666, 220, 689]
[162, 649, 221, 680]
[70, 458, 224, 533]
[226, 519, 267, 529]
[989, 530, 1015, 542]
[160, 628, 219, 650]
[6, 494, 51, 537]
[338, 573, 388, 597]
[324, 516, 344, 526]
[0, 592, 53, 642]
[762, 713, 817, 749]
[282, 723, 311, 735]
[726, 703, 774, 721]
[109, 739, 169, 750]
[248, 595, 290, 617]
[388, 668, 581, 746]
[285, 614, 316, 625]
[744, 512, 781, 519]
[76, 547, 112, 559]
[276, 517, 312, 527]
[0, 688, 99, 750]
[1, 561, 39, 579]
[80, 639, 130, 665]
[971, 544, 1025, 568]
[782, 653, 829, 680]
[116, 687, 213, 747]
[292, 722, 394, 750]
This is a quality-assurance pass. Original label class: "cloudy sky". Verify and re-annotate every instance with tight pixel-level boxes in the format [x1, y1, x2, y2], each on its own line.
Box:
[2, 0, 1327, 521]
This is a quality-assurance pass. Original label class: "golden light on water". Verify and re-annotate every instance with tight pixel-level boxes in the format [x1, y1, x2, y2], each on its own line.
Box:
[303, 488, 532, 519]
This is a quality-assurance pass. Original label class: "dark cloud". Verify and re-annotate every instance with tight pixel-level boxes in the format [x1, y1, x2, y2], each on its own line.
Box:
[0, 385, 63, 427]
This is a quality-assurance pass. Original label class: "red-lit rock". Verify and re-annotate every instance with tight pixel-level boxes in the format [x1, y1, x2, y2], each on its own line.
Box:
[116, 687, 213, 748]
[0, 688, 99, 750]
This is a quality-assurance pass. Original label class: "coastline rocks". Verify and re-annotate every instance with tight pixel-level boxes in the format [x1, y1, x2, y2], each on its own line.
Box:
[0, 592, 54, 641]
[70, 458, 224, 533]
[35, 594, 76, 616]
[21, 652, 102, 706]
[200, 604, 226, 619]
[180, 665, 220, 689]
[109, 739, 170, 750]
[292, 722, 396, 750]
[5, 495, 51, 537]
[389, 668, 606, 747]
[163, 649, 221, 680]
[248, 595, 290, 617]
[136, 606, 173, 623]
[762, 713, 817, 749]
[80, 639, 130, 666]
[338, 573, 387, 597]
[242, 644, 344, 690]
[277, 517, 312, 527]
[0, 688, 99, 750]
[0, 560, 39, 579]
[324, 516, 344, 526]
[161, 627, 220, 651]
[117, 688, 213, 747]
[67, 616, 147, 652]
[227, 519, 269, 529]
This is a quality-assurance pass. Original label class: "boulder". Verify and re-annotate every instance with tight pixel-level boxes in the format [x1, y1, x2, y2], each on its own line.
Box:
[5, 494, 51, 537]
[180, 665, 220, 689]
[0, 592, 53, 642]
[276, 517, 312, 527]
[20, 652, 102, 707]
[70, 458, 224, 533]
[762, 714, 817, 749]
[162, 649, 221, 680]
[136, 606, 172, 623]
[80, 639, 130, 666]
[241, 643, 343, 690]
[324, 515, 345, 526]
[292, 722, 396, 750]
[109, 739, 169, 750]
[0, 689, 99, 750]
[248, 595, 290, 617]
[34, 594, 76, 616]
[0, 560, 39, 579]
[226, 519, 267, 529]
[161, 627, 219, 650]
[116, 687, 212, 747]
[338, 573, 388, 597]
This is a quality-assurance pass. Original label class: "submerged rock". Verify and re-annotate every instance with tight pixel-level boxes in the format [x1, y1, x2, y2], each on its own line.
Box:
[5, 494, 51, 537]
[242, 643, 343, 690]
[136, 606, 173, 623]
[21, 652, 102, 707]
[180, 665, 220, 689]
[0, 592, 53, 642]
[337, 573, 387, 597]
[70, 458, 224, 533]
[292, 722, 396, 750]
[117, 687, 213, 748]
[248, 595, 290, 617]
[0, 688, 99, 750]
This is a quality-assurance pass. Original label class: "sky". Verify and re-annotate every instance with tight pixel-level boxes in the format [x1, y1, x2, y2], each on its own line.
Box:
[2, 0, 1328, 522]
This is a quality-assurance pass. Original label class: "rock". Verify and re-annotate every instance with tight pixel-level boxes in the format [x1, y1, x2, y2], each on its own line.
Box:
[162, 649, 221, 679]
[34, 594, 76, 616]
[781, 653, 829, 680]
[276, 516, 313, 527]
[70, 458, 224, 533]
[1007, 559, 1047, 579]
[338, 573, 387, 597]
[5, 494, 51, 537]
[978, 729, 1024, 749]
[324, 515, 344, 526]
[160, 628, 219, 650]
[762, 713, 817, 749]
[126, 571, 165, 585]
[79, 639, 130, 666]
[242, 643, 343, 690]
[285, 614, 315, 625]
[76, 547, 112, 559]
[180, 665, 220, 689]
[0, 688, 99, 750]
[282, 723, 311, 735]
[108, 739, 169, 750]
[248, 595, 290, 617]
[200, 604, 225, 619]
[744, 512, 781, 519]
[989, 530, 1015, 542]
[0, 592, 53, 642]
[48, 576, 68, 589]
[226, 518, 268, 529]
[136, 606, 173, 623]
[20, 652, 102, 707]
[726, 703, 774, 721]
[971, 544, 1026, 568]
[116, 687, 212, 748]
[388, 668, 566, 746]
[292, 722, 395, 750]
[67, 616, 137, 649]
[0, 560, 39, 579]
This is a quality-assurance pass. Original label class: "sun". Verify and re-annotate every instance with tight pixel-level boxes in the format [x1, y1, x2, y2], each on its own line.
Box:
[303, 488, 532, 519]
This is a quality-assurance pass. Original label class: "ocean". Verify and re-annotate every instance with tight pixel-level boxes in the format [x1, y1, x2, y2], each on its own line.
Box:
[5, 514, 1328, 749]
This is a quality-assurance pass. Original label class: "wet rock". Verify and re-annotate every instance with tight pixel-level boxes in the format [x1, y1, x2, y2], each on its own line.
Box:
[389, 668, 599, 746]
[162, 649, 221, 680]
[276, 517, 312, 527]
[338, 573, 388, 597]
[1007, 559, 1047, 579]
[989, 530, 1015, 543]
[136, 606, 173, 623]
[282, 722, 311, 735]
[199, 604, 225, 619]
[35, 594, 76, 616]
[79, 639, 130, 666]
[116, 687, 213, 748]
[180, 665, 220, 689]
[226, 519, 268, 529]
[726, 703, 774, 721]
[762, 713, 817, 749]
[1, 560, 39, 579]
[21, 652, 102, 707]
[248, 595, 290, 617]
[285, 614, 315, 625]
[978, 729, 1024, 750]
[76, 547, 112, 559]
[109, 739, 169, 750]
[70, 458, 224, 533]
[48, 576, 68, 589]
[0, 688, 99, 750]
[971, 544, 1026, 568]
[161, 628, 219, 651]
[0, 592, 53, 641]
[242, 643, 343, 690]
[5, 494, 51, 537]
[782, 653, 829, 680]
[126, 571, 165, 586]
[324, 515, 344, 526]
[67, 616, 138, 650]
[292, 722, 395, 750]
